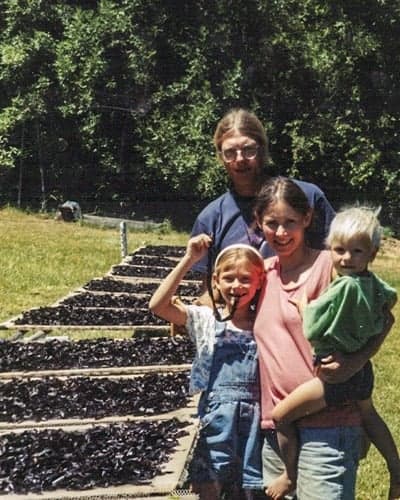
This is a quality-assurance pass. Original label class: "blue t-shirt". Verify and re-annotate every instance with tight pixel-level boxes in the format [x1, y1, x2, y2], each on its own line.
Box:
[190, 179, 335, 273]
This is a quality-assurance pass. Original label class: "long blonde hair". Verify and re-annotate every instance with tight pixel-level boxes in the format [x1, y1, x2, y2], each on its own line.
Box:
[212, 244, 265, 308]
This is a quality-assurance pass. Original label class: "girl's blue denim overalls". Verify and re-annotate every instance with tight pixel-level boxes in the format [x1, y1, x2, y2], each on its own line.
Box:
[189, 320, 263, 490]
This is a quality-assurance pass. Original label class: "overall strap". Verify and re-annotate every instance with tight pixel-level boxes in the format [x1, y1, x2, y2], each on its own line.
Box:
[214, 319, 227, 340]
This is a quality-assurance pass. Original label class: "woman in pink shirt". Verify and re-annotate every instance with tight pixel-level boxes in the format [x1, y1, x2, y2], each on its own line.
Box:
[253, 177, 394, 500]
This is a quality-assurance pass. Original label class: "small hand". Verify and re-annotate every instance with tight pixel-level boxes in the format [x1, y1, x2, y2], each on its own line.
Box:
[317, 352, 358, 383]
[186, 233, 212, 263]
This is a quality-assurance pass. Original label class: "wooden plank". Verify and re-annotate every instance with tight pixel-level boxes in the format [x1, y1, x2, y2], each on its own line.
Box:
[0, 364, 192, 380]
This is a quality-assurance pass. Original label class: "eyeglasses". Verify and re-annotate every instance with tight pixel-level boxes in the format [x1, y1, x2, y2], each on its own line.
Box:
[220, 144, 259, 163]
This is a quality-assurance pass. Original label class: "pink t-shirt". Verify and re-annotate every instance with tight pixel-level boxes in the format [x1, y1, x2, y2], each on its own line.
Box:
[254, 250, 361, 429]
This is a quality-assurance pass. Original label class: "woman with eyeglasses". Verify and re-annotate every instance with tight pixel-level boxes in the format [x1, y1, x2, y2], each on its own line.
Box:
[190, 108, 335, 282]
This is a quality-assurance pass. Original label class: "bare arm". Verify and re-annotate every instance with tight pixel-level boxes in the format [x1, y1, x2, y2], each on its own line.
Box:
[149, 234, 212, 327]
[318, 310, 395, 383]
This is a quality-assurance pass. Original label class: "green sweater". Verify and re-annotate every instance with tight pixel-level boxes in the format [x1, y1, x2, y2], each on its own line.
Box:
[303, 272, 397, 355]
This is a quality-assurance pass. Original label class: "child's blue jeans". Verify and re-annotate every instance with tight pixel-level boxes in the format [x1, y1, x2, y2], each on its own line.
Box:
[189, 333, 263, 490]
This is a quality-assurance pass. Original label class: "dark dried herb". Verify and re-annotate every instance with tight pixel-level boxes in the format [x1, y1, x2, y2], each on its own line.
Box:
[83, 277, 153, 293]
[133, 245, 186, 257]
[13, 243, 202, 328]
[0, 419, 190, 494]
[83, 278, 201, 296]
[125, 255, 179, 267]
[0, 372, 191, 422]
[0, 336, 195, 372]
[60, 293, 150, 309]
[111, 265, 201, 281]
[14, 306, 167, 326]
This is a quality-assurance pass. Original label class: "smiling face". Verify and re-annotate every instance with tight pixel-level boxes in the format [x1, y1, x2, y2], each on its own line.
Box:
[213, 256, 263, 310]
[330, 236, 376, 276]
[259, 200, 312, 259]
[219, 132, 263, 196]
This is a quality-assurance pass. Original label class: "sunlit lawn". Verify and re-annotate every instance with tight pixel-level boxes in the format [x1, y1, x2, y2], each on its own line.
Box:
[356, 241, 400, 499]
[0, 207, 188, 323]
[0, 207, 399, 498]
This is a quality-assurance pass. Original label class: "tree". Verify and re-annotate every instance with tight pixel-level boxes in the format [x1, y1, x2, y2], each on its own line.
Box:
[0, 0, 65, 207]
[0, 0, 399, 231]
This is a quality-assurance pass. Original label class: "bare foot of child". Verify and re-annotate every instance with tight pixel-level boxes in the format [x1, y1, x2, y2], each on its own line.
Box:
[266, 472, 295, 499]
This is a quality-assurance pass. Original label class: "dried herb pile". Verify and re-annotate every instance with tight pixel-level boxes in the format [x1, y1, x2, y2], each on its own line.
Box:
[125, 255, 178, 267]
[111, 264, 201, 281]
[134, 245, 186, 257]
[0, 419, 190, 494]
[60, 292, 150, 309]
[0, 337, 195, 372]
[15, 306, 166, 326]
[1, 244, 198, 495]
[1, 372, 191, 422]
[11, 243, 201, 327]
[83, 277, 201, 296]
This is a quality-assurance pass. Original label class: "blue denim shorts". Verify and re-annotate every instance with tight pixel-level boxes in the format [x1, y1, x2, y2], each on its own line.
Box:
[262, 426, 361, 499]
[189, 398, 263, 489]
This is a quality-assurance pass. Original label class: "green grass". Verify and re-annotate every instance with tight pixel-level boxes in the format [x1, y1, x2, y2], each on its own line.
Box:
[356, 243, 400, 499]
[0, 207, 188, 324]
[0, 207, 399, 499]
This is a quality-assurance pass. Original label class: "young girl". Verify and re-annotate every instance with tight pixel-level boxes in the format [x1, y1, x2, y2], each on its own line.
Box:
[268, 206, 400, 500]
[149, 234, 265, 500]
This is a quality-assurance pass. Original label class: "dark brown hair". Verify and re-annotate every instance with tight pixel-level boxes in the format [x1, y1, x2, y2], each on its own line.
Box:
[254, 176, 311, 221]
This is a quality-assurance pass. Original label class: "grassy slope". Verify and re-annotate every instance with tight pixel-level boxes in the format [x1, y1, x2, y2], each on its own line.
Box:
[0, 207, 188, 323]
[0, 207, 399, 498]
[356, 242, 400, 499]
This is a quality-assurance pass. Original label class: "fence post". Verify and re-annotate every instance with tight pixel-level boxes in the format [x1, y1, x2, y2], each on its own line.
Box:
[120, 221, 128, 258]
